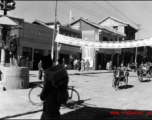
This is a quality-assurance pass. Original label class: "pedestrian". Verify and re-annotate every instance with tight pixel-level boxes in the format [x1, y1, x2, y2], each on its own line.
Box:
[62, 58, 66, 67]
[8, 34, 18, 67]
[81, 59, 85, 71]
[40, 57, 69, 119]
[109, 61, 112, 71]
[74, 59, 78, 70]
[85, 59, 90, 71]
[38, 60, 43, 80]
[77, 59, 81, 71]
[106, 61, 110, 71]
[70, 58, 74, 69]
[26, 57, 29, 68]
[99, 64, 101, 70]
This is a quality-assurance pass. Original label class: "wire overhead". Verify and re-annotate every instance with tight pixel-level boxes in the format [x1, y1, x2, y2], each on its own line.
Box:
[105, 0, 152, 37]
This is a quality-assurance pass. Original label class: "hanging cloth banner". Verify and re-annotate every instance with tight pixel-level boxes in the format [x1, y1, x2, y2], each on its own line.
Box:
[55, 33, 152, 49]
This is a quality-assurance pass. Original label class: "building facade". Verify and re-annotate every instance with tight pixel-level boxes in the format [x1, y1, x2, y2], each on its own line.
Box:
[70, 17, 126, 70]
[98, 16, 138, 66]
[35, 21, 83, 69]
[18, 21, 54, 70]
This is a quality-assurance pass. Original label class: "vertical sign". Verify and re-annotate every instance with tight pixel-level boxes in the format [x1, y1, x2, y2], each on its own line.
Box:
[82, 30, 95, 67]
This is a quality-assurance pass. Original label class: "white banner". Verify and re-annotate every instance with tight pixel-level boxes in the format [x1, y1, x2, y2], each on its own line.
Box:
[82, 46, 94, 67]
[55, 33, 152, 49]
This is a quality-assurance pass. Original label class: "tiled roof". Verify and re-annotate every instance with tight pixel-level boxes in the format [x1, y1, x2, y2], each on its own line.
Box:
[71, 17, 126, 37]
[0, 10, 24, 20]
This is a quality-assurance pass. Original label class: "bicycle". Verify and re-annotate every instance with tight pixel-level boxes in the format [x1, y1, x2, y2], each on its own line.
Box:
[28, 83, 80, 109]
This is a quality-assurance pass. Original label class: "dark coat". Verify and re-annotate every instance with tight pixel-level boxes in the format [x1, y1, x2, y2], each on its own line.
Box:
[8, 37, 17, 53]
[40, 65, 69, 118]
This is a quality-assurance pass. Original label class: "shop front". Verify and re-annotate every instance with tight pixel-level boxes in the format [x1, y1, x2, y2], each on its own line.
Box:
[96, 48, 122, 69]
[58, 43, 81, 69]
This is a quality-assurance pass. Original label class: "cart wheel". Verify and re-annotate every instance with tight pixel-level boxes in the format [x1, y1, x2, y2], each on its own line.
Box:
[112, 78, 115, 87]
[138, 75, 143, 82]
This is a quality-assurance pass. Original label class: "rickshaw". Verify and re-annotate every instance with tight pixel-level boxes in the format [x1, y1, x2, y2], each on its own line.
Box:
[137, 65, 152, 82]
[112, 67, 129, 91]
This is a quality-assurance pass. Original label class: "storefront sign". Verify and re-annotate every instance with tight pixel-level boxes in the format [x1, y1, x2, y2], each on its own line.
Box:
[99, 48, 121, 54]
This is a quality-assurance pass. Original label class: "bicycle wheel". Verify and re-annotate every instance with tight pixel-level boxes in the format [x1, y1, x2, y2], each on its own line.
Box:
[28, 84, 43, 106]
[62, 88, 80, 109]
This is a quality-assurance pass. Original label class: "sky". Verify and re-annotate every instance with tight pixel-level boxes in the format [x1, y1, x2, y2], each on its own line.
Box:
[9, 1, 152, 40]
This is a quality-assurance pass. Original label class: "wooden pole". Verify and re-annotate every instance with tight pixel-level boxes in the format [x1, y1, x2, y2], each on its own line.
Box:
[134, 24, 141, 65]
[1, 0, 8, 66]
[51, 0, 58, 61]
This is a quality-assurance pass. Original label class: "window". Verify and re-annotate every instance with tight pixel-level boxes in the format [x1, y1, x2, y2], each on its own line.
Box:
[103, 37, 108, 41]
[113, 26, 118, 30]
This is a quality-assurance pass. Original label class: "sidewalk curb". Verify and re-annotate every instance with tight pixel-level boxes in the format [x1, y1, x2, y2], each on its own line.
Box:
[68, 71, 112, 75]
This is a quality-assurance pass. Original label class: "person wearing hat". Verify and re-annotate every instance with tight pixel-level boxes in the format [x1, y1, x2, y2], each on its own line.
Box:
[8, 34, 18, 67]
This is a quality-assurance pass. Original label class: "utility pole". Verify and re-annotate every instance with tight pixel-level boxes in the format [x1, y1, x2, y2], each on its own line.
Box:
[51, 0, 58, 60]
[134, 24, 141, 66]
[1, 0, 8, 66]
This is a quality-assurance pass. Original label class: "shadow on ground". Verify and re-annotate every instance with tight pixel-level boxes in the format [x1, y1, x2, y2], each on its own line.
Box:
[0, 109, 43, 120]
[118, 85, 134, 90]
[141, 80, 151, 83]
[1, 101, 152, 119]
[61, 106, 152, 119]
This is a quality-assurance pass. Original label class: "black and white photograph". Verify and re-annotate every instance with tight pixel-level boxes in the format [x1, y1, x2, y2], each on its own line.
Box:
[0, 0, 152, 119]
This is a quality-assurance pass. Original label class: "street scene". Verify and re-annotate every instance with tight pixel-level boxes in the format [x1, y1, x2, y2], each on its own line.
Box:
[1, 70, 152, 119]
[0, 1, 152, 119]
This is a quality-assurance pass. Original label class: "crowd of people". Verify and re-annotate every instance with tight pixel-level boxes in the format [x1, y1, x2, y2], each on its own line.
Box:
[73, 58, 90, 71]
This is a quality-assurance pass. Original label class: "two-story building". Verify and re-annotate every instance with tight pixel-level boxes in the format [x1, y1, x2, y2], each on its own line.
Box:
[70, 17, 126, 69]
[98, 16, 138, 66]
[19, 21, 54, 70]
[33, 20, 82, 69]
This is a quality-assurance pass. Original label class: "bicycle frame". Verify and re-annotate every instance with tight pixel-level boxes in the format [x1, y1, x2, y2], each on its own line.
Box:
[68, 86, 75, 99]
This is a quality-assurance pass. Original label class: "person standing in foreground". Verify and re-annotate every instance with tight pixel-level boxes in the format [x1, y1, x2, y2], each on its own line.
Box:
[38, 60, 43, 80]
[40, 57, 69, 119]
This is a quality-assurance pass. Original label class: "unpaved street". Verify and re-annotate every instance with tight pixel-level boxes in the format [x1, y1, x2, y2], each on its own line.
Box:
[1, 71, 152, 119]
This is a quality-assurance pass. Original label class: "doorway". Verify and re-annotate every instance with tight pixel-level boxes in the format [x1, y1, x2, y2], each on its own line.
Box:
[33, 49, 43, 70]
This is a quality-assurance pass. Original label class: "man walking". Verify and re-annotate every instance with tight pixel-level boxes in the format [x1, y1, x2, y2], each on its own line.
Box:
[85, 59, 90, 71]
